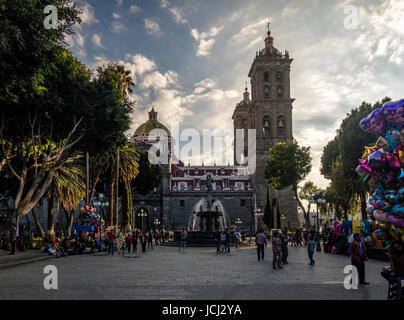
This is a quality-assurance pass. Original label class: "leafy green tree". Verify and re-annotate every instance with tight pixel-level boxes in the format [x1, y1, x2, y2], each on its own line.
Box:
[264, 141, 312, 224]
[0, 49, 90, 226]
[46, 153, 85, 237]
[320, 98, 391, 219]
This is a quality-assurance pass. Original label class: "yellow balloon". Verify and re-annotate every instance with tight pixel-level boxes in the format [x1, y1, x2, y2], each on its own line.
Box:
[399, 150, 404, 164]
[362, 146, 377, 159]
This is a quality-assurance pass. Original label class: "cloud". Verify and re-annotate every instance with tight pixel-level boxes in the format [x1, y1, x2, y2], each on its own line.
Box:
[231, 18, 266, 42]
[89, 55, 109, 71]
[160, 0, 170, 8]
[144, 18, 162, 35]
[116, 0, 123, 6]
[76, 1, 98, 29]
[353, 0, 404, 65]
[123, 53, 157, 76]
[191, 25, 224, 56]
[191, 26, 224, 41]
[197, 39, 215, 56]
[65, 31, 87, 58]
[111, 21, 127, 33]
[168, 7, 188, 24]
[92, 33, 104, 48]
[112, 12, 121, 19]
[129, 5, 140, 14]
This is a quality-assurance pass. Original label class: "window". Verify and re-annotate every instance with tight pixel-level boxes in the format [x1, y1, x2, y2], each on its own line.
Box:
[277, 71, 282, 81]
[277, 116, 286, 137]
[264, 85, 270, 98]
[240, 199, 246, 207]
[180, 200, 185, 207]
[264, 71, 269, 82]
[277, 85, 283, 98]
[263, 115, 270, 137]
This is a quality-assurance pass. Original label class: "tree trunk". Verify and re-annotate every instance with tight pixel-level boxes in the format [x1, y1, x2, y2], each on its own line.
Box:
[343, 206, 349, 221]
[0, 157, 6, 174]
[31, 207, 45, 237]
[108, 177, 115, 226]
[304, 202, 311, 228]
[293, 187, 308, 228]
[64, 209, 75, 237]
[47, 193, 55, 237]
[359, 190, 367, 220]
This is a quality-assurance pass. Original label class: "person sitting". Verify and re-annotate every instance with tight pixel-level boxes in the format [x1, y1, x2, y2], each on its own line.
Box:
[381, 240, 404, 280]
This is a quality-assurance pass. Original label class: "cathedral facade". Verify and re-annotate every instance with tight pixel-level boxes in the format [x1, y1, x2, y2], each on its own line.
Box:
[131, 28, 297, 232]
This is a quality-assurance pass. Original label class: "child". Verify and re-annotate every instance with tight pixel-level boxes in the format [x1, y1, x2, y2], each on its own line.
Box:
[308, 236, 315, 265]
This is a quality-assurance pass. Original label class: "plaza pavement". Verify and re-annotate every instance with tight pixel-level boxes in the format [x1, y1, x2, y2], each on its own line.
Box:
[0, 245, 389, 300]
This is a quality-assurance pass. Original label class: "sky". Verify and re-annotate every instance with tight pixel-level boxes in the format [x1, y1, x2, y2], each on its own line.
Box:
[65, 0, 404, 190]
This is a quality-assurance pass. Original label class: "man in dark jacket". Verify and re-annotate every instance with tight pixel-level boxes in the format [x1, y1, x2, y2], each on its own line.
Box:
[348, 233, 369, 285]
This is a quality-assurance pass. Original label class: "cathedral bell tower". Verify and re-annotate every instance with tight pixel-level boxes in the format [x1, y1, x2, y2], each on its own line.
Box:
[234, 24, 297, 230]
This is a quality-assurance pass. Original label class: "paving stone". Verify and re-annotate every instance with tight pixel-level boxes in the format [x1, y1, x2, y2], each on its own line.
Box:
[0, 245, 388, 300]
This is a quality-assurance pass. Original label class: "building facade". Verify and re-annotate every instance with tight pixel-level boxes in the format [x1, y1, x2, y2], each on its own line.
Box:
[131, 28, 297, 232]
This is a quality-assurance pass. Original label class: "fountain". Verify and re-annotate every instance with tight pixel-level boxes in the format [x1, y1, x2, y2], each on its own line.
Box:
[183, 175, 231, 245]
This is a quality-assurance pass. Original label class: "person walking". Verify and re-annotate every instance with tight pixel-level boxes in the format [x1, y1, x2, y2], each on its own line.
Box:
[225, 229, 231, 253]
[220, 230, 226, 253]
[234, 229, 241, 249]
[303, 229, 308, 246]
[215, 229, 221, 254]
[145, 230, 151, 250]
[126, 231, 133, 254]
[255, 229, 267, 261]
[8, 223, 17, 255]
[348, 233, 369, 285]
[272, 231, 283, 269]
[308, 235, 315, 265]
[140, 231, 147, 253]
[107, 230, 115, 255]
[179, 227, 188, 252]
[132, 229, 138, 253]
[280, 229, 289, 264]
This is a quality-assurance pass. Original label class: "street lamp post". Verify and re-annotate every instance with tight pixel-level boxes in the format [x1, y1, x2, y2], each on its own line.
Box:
[235, 218, 242, 230]
[309, 191, 326, 252]
[93, 194, 109, 251]
[154, 218, 161, 230]
[254, 209, 263, 233]
[137, 209, 147, 232]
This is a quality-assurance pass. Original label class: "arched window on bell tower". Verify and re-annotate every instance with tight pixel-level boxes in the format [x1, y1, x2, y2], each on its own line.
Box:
[264, 71, 269, 82]
[277, 116, 285, 137]
[276, 71, 282, 81]
[263, 115, 271, 137]
[264, 85, 270, 99]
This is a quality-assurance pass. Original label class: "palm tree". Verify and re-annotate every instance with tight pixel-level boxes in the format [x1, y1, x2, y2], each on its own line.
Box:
[97, 143, 139, 226]
[46, 153, 86, 237]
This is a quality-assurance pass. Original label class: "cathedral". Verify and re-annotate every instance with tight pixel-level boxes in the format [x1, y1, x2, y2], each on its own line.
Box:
[131, 28, 297, 232]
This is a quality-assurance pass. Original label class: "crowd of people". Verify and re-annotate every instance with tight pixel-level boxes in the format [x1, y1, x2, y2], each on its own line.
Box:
[1, 223, 176, 258]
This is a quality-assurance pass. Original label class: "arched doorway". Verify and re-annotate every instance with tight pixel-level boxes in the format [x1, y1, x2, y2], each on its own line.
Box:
[135, 208, 149, 231]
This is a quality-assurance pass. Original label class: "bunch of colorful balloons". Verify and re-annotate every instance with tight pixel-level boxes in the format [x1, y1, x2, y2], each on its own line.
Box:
[78, 205, 106, 234]
[358, 99, 404, 244]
